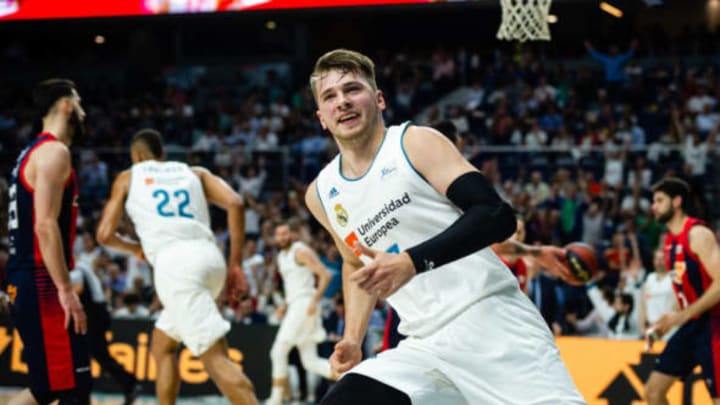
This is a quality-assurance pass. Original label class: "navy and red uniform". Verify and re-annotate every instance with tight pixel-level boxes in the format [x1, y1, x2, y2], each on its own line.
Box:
[500, 255, 528, 292]
[654, 217, 720, 397]
[6, 133, 90, 404]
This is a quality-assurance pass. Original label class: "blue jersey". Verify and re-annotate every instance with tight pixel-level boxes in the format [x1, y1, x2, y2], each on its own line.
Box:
[7, 133, 78, 272]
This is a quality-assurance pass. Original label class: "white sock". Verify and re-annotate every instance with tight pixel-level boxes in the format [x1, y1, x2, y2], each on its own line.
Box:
[288, 366, 300, 400]
[306, 372, 320, 402]
[266, 385, 284, 405]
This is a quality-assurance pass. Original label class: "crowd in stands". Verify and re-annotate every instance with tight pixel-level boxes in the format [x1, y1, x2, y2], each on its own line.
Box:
[2, 37, 720, 352]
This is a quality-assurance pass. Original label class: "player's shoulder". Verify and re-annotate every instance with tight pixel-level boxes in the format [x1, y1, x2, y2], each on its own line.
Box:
[190, 165, 211, 177]
[115, 169, 132, 182]
[688, 221, 716, 241]
[688, 220, 719, 256]
[403, 124, 452, 142]
[402, 124, 459, 155]
[109, 169, 132, 195]
[305, 178, 319, 203]
[34, 138, 70, 160]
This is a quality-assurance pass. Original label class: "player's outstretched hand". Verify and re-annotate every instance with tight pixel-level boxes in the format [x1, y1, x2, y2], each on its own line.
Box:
[58, 289, 87, 335]
[330, 338, 362, 375]
[349, 243, 415, 299]
[537, 246, 573, 281]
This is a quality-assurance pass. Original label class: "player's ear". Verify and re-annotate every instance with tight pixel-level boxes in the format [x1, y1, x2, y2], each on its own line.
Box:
[376, 90, 386, 111]
[57, 96, 73, 115]
[673, 195, 682, 209]
[316, 110, 328, 131]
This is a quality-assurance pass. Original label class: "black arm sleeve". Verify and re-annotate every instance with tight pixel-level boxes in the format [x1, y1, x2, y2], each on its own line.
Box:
[405, 171, 516, 273]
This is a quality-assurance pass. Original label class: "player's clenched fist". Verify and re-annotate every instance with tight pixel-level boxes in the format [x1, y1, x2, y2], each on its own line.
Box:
[330, 338, 362, 375]
[225, 265, 248, 302]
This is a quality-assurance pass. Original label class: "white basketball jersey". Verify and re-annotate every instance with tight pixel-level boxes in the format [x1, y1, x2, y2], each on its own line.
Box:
[316, 122, 518, 337]
[125, 160, 214, 266]
[644, 272, 676, 324]
[277, 241, 316, 303]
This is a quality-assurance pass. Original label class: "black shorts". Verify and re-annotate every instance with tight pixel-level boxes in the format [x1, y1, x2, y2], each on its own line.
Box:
[654, 316, 720, 398]
[7, 268, 91, 404]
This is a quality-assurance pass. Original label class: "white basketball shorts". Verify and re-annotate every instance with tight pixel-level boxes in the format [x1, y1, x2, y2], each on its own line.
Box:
[349, 288, 585, 404]
[154, 239, 230, 356]
[274, 295, 327, 345]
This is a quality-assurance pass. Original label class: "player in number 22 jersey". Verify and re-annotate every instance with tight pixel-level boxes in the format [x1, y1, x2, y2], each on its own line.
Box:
[95, 129, 257, 405]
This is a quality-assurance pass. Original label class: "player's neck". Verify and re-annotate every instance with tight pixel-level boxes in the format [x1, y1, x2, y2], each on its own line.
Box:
[337, 124, 386, 178]
[42, 117, 71, 145]
[666, 212, 688, 235]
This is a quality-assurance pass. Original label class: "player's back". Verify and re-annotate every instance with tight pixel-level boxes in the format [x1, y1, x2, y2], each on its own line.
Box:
[125, 160, 214, 266]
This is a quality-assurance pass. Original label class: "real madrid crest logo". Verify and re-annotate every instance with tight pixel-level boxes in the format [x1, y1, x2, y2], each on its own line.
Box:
[334, 203, 349, 227]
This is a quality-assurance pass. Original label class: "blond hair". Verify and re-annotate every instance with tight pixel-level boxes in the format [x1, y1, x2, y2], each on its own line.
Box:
[309, 49, 377, 99]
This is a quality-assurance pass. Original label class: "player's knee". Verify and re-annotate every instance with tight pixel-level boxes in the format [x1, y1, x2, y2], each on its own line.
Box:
[151, 336, 179, 359]
[207, 363, 254, 392]
[234, 372, 255, 393]
[270, 341, 290, 362]
[298, 348, 317, 365]
[644, 381, 666, 404]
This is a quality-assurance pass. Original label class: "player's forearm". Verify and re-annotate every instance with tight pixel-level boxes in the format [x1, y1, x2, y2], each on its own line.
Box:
[226, 202, 245, 267]
[312, 271, 331, 303]
[405, 172, 516, 273]
[681, 280, 720, 321]
[638, 292, 647, 329]
[100, 233, 141, 256]
[35, 221, 71, 291]
[343, 263, 376, 343]
[495, 240, 542, 257]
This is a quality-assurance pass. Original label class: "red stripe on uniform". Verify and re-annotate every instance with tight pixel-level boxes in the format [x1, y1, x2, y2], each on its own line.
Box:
[19, 136, 57, 193]
[31, 195, 43, 268]
[35, 268, 76, 391]
[381, 309, 393, 352]
[67, 170, 78, 270]
[711, 319, 720, 397]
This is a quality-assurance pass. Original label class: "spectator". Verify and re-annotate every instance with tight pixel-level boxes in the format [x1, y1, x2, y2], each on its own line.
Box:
[114, 293, 150, 319]
[79, 152, 109, 204]
[234, 295, 268, 325]
[243, 239, 264, 297]
[638, 248, 678, 341]
[584, 39, 638, 100]
[525, 170, 551, 207]
[236, 158, 267, 200]
[581, 199, 605, 248]
[627, 155, 653, 191]
[585, 276, 641, 340]
[75, 231, 102, 272]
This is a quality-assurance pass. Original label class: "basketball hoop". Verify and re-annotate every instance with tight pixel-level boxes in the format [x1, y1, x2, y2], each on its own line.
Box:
[497, 0, 552, 42]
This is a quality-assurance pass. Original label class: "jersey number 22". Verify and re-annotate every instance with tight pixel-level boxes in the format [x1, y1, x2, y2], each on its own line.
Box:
[153, 189, 194, 218]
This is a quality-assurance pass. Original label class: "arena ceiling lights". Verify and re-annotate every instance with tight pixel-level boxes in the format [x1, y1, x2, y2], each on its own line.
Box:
[0, 0, 449, 21]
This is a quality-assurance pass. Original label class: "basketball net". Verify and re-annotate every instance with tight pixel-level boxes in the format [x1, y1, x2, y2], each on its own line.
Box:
[496, 0, 552, 42]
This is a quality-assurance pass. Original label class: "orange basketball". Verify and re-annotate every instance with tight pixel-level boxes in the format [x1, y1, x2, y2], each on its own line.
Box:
[562, 242, 599, 286]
